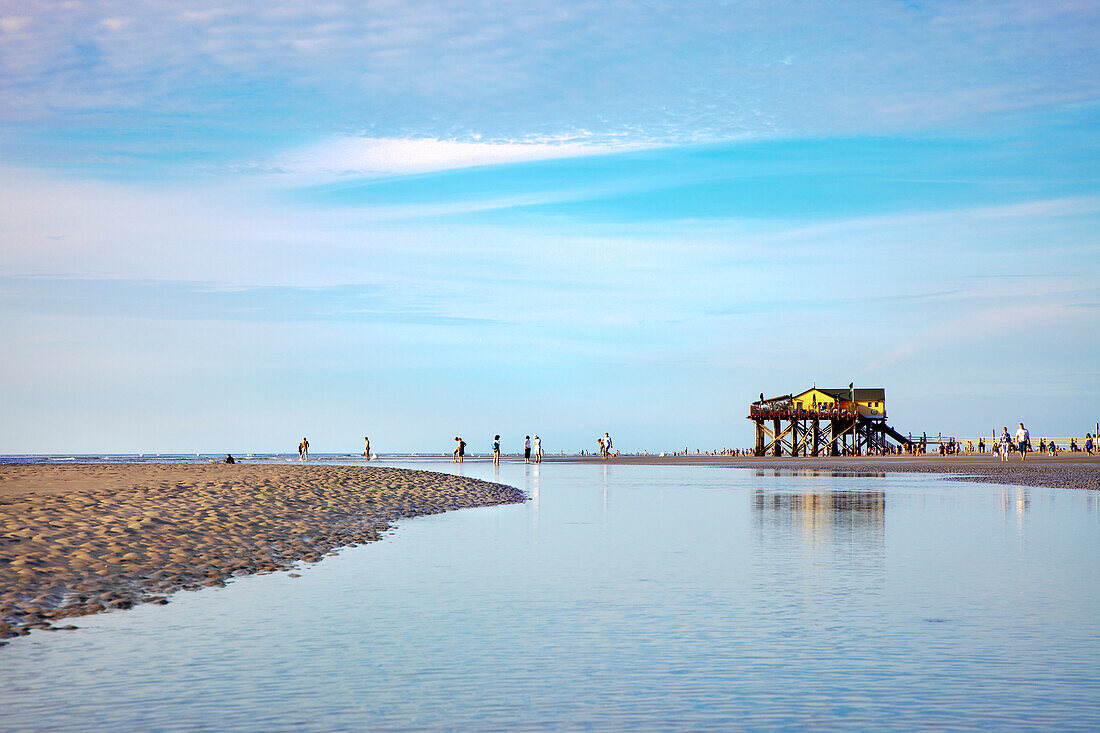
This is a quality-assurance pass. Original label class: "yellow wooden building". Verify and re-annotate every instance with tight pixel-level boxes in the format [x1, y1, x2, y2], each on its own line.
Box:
[748, 385, 904, 456]
[791, 387, 886, 418]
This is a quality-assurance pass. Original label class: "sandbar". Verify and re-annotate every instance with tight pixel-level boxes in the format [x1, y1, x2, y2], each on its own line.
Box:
[0, 463, 524, 643]
[552, 453, 1100, 491]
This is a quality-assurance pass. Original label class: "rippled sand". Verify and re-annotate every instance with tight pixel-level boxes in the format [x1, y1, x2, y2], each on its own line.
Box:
[0, 464, 524, 642]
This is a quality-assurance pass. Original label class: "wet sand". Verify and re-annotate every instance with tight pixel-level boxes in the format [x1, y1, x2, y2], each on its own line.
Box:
[0, 463, 524, 642]
[553, 453, 1100, 491]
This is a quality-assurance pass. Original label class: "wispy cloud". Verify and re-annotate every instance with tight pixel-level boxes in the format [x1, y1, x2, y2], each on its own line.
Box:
[278, 135, 653, 178]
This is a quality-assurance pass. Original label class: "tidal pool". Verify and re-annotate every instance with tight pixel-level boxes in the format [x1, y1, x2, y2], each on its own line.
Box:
[2, 462, 1098, 731]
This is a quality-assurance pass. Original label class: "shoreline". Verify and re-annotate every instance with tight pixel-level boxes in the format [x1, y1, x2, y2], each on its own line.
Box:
[0, 463, 524, 643]
[546, 453, 1100, 491]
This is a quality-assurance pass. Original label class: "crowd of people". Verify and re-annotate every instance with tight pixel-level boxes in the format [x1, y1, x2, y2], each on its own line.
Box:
[274, 427, 1095, 464]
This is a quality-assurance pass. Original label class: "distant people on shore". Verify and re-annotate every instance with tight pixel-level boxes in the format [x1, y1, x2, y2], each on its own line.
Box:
[298, 437, 309, 461]
[524, 436, 532, 463]
[453, 436, 466, 463]
[493, 435, 501, 465]
[1015, 423, 1030, 461]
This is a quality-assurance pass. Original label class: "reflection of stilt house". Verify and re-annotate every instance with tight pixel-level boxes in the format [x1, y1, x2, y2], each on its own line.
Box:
[749, 386, 911, 456]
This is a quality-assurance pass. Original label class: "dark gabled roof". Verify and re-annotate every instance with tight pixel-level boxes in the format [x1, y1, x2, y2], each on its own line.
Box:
[813, 387, 885, 402]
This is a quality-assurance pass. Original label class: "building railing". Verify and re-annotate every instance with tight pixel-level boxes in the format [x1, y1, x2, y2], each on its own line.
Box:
[748, 403, 859, 420]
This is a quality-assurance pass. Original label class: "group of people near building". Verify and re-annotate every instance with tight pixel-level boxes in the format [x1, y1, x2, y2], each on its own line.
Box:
[289, 426, 1095, 463]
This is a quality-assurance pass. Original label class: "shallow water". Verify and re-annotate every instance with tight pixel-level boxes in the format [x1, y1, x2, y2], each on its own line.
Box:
[2, 462, 1099, 731]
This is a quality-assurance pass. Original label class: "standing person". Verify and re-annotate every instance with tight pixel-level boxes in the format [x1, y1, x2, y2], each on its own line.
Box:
[524, 435, 531, 463]
[1015, 423, 1030, 462]
[492, 435, 501, 466]
[534, 435, 543, 463]
[453, 436, 466, 463]
[299, 437, 309, 461]
[999, 427, 1010, 462]
[1085, 433, 1095, 456]
[604, 432, 613, 458]
[364, 436, 371, 460]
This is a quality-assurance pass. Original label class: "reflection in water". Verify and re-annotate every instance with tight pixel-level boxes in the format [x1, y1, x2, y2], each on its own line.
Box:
[754, 469, 886, 479]
[753, 489, 887, 591]
[1001, 486, 1030, 533]
[753, 490, 885, 539]
[525, 464, 540, 536]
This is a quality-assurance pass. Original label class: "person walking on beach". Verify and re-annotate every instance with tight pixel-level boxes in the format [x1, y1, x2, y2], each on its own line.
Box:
[493, 435, 501, 466]
[533, 435, 543, 463]
[1015, 423, 1030, 461]
[364, 436, 371, 460]
[298, 437, 309, 461]
[524, 435, 531, 463]
[999, 427, 1010, 462]
[453, 436, 466, 463]
[604, 433, 613, 458]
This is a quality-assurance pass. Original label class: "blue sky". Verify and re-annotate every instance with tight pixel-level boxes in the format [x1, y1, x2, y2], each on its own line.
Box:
[1, 0, 1098, 453]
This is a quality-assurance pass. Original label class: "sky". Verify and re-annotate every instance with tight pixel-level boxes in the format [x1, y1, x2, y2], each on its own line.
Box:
[1, 0, 1098, 454]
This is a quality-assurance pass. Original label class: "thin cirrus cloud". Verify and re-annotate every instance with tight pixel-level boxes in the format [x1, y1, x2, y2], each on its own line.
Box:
[276, 136, 654, 179]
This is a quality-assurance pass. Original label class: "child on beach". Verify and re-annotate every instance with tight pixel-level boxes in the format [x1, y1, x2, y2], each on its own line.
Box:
[493, 435, 501, 465]
[364, 436, 370, 460]
[999, 427, 1010, 461]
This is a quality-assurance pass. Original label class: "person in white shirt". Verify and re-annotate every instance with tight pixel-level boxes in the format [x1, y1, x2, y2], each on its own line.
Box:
[533, 435, 542, 463]
[1015, 423, 1030, 461]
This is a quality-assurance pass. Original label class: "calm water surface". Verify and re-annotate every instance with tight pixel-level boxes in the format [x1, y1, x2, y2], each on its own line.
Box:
[2, 462, 1098, 731]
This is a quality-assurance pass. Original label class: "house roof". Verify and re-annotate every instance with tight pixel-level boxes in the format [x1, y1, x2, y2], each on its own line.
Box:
[806, 387, 886, 402]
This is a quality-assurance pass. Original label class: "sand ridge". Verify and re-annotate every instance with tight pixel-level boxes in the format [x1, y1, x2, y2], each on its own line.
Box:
[0, 463, 525, 643]
[550, 453, 1100, 490]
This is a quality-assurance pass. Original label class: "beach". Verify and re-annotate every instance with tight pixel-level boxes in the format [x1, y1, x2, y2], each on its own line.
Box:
[555, 453, 1100, 491]
[0, 463, 524, 642]
[3, 455, 1096, 643]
